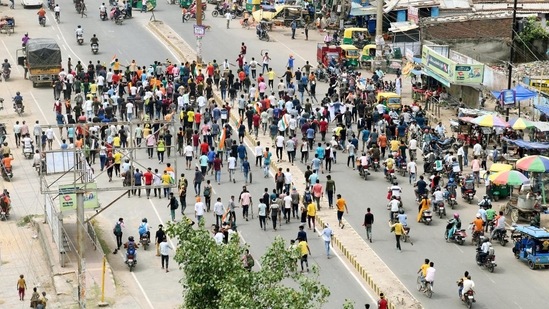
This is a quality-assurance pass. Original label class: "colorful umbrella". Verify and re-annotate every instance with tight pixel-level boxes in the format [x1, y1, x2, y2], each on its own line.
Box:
[471, 114, 509, 128]
[508, 118, 535, 130]
[489, 163, 513, 173]
[516, 155, 549, 172]
[489, 170, 529, 186]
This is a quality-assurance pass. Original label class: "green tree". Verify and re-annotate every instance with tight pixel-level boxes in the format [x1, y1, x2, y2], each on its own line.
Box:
[166, 219, 330, 309]
[518, 17, 549, 45]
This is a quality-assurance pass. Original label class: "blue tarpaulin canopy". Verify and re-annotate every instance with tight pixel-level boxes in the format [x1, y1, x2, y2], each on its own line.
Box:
[491, 85, 537, 101]
[535, 104, 549, 116]
[502, 138, 549, 150]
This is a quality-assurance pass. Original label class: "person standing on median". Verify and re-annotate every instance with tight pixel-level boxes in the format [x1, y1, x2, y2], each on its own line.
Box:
[160, 236, 173, 273]
[335, 194, 348, 229]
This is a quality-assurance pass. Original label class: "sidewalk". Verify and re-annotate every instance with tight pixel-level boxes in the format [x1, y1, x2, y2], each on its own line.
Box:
[149, 20, 421, 309]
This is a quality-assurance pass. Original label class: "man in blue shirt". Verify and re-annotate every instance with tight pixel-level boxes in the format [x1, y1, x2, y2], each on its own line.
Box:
[360, 128, 370, 152]
[306, 126, 315, 149]
[237, 142, 247, 168]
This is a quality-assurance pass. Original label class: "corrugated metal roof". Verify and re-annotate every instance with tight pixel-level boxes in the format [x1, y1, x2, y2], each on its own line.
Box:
[439, 0, 471, 9]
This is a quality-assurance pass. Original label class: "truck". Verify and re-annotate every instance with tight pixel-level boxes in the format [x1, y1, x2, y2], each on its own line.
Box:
[16, 38, 62, 88]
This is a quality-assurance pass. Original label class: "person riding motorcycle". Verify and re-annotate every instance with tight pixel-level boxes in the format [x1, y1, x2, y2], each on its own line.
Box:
[329, 56, 337, 69]
[37, 6, 47, 23]
[75, 25, 83, 40]
[0, 189, 11, 216]
[2, 59, 11, 76]
[432, 187, 444, 210]
[490, 211, 506, 240]
[477, 237, 492, 264]
[21, 33, 30, 48]
[90, 34, 99, 47]
[445, 177, 458, 199]
[417, 194, 430, 222]
[478, 194, 492, 209]
[124, 236, 139, 262]
[54, 4, 60, 19]
[21, 134, 34, 153]
[383, 154, 395, 177]
[446, 213, 462, 239]
[138, 218, 150, 240]
[1, 153, 13, 177]
[13, 91, 24, 112]
[255, 21, 268, 39]
[472, 213, 484, 242]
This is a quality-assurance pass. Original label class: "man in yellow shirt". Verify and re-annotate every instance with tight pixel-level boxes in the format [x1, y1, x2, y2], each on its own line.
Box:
[187, 110, 195, 127]
[113, 151, 122, 177]
[112, 134, 121, 148]
[384, 155, 395, 177]
[389, 218, 405, 252]
[297, 239, 311, 273]
[417, 258, 430, 280]
[335, 194, 348, 229]
[161, 170, 173, 198]
[389, 139, 400, 153]
[267, 68, 276, 88]
[307, 202, 316, 231]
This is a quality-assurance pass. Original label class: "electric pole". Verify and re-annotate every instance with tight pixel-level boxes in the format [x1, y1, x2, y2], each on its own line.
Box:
[506, 0, 519, 120]
[375, 0, 384, 59]
[77, 189, 86, 309]
[196, 0, 203, 65]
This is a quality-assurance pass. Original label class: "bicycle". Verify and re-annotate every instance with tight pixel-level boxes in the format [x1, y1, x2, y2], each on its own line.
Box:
[416, 276, 433, 298]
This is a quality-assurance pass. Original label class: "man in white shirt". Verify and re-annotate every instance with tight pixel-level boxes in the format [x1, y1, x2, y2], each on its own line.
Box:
[184, 145, 194, 169]
[22, 134, 34, 152]
[321, 223, 334, 258]
[390, 183, 402, 198]
[194, 197, 206, 222]
[473, 142, 482, 157]
[33, 120, 41, 145]
[126, 101, 134, 121]
[275, 134, 285, 162]
[407, 159, 417, 184]
[227, 155, 237, 182]
[388, 196, 401, 221]
[254, 141, 263, 167]
[159, 237, 173, 272]
[283, 193, 292, 223]
[45, 127, 54, 150]
[461, 276, 475, 299]
[424, 262, 436, 285]
[213, 197, 225, 226]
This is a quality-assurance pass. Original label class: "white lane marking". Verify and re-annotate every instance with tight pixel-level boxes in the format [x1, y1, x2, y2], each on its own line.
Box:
[0, 39, 21, 75]
[148, 199, 177, 249]
[50, 15, 82, 63]
[315, 229, 378, 304]
[131, 272, 155, 309]
[453, 243, 464, 253]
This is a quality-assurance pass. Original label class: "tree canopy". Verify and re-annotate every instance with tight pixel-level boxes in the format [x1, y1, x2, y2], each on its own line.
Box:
[166, 219, 331, 309]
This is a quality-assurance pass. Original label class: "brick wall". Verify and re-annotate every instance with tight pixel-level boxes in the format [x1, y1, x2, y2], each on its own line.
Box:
[422, 18, 512, 41]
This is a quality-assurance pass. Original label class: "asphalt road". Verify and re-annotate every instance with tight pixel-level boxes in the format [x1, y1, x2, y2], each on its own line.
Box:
[0, 5, 376, 308]
[149, 6, 549, 309]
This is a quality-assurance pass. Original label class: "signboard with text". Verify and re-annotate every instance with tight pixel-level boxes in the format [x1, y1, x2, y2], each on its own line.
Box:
[454, 64, 484, 84]
[408, 6, 419, 23]
[193, 25, 205, 38]
[58, 183, 99, 211]
[500, 89, 516, 107]
[422, 46, 484, 85]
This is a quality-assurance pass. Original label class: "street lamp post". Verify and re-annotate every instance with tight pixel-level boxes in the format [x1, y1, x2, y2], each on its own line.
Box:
[506, 0, 519, 120]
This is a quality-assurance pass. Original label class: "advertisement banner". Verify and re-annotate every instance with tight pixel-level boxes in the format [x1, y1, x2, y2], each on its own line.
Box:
[58, 183, 99, 211]
[454, 64, 484, 84]
[422, 46, 454, 83]
[501, 89, 516, 106]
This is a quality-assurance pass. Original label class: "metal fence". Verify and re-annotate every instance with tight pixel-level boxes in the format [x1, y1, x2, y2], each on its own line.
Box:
[45, 193, 66, 266]
[86, 220, 98, 251]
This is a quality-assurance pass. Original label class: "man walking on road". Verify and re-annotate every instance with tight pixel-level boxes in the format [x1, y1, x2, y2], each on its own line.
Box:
[155, 224, 165, 256]
[112, 218, 124, 254]
[225, 11, 232, 28]
[160, 236, 173, 272]
[363, 207, 374, 242]
[335, 194, 348, 229]
[321, 223, 333, 258]
[389, 218, 404, 252]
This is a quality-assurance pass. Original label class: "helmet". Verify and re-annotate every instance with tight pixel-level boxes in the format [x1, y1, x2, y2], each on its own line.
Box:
[93, 34, 96, 37]
[454, 213, 460, 219]
[483, 195, 489, 199]
[16, 91, 20, 95]
[483, 237, 490, 243]
[399, 209, 405, 214]
[424, 129, 429, 133]
[476, 213, 481, 218]
[77, 25, 81, 28]
[142, 218, 148, 223]
[3, 59, 7, 62]
[128, 236, 134, 241]
[393, 182, 398, 186]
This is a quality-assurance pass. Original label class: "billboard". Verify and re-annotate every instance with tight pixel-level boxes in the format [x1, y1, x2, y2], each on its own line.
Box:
[454, 65, 484, 84]
[422, 46, 484, 86]
[58, 183, 99, 211]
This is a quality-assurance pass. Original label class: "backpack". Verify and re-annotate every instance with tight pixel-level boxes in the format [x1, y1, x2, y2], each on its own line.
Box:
[113, 222, 122, 236]
[276, 173, 285, 183]
[304, 191, 312, 204]
[204, 186, 211, 197]
[127, 244, 136, 256]
[138, 223, 147, 236]
[172, 198, 180, 209]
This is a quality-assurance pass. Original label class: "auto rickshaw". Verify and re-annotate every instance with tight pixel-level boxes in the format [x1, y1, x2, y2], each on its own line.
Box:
[340, 44, 360, 69]
[342, 27, 370, 49]
[180, 0, 207, 10]
[316, 43, 341, 68]
[511, 225, 549, 270]
[360, 44, 376, 62]
[376, 92, 402, 110]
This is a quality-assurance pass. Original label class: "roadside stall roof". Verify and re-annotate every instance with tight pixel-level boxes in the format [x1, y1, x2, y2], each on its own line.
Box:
[533, 121, 549, 132]
[502, 138, 549, 150]
[535, 104, 549, 116]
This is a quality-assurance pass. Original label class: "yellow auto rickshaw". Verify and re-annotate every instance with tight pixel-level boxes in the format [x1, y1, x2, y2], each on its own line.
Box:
[342, 27, 370, 49]
[340, 44, 360, 68]
[377, 92, 402, 110]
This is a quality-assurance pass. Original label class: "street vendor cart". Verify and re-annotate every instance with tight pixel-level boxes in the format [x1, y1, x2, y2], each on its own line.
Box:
[0, 16, 15, 35]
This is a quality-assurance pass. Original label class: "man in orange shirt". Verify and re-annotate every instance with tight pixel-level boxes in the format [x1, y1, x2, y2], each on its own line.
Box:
[335, 194, 349, 229]
[312, 179, 323, 211]
[377, 132, 388, 158]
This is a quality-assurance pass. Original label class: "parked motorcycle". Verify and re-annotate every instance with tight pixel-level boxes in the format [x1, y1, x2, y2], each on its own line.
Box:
[91, 43, 99, 54]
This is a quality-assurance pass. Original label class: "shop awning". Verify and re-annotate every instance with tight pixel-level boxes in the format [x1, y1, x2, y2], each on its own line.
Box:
[533, 121, 549, 132]
[423, 67, 451, 87]
[535, 104, 549, 116]
[502, 138, 549, 150]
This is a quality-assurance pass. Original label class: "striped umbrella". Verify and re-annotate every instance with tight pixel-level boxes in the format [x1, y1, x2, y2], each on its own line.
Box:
[489, 170, 529, 186]
[508, 118, 535, 130]
[516, 155, 549, 172]
[471, 114, 509, 128]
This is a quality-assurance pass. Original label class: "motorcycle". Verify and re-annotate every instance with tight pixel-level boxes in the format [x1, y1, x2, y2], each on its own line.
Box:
[471, 230, 484, 246]
[91, 43, 99, 54]
[357, 165, 370, 180]
[2, 67, 10, 81]
[436, 200, 446, 218]
[372, 159, 380, 172]
[211, 4, 227, 17]
[39, 16, 46, 27]
[385, 169, 396, 183]
[48, 0, 55, 11]
[461, 290, 475, 308]
[77, 34, 84, 45]
[463, 189, 475, 204]
[420, 210, 432, 225]
[1, 166, 13, 182]
[23, 146, 33, 159]
[12, 98, 23, 116]
[126, 254, 136, 271]
[139, 234, 150, 250]
[445, 224, 467, 245]
[492, 229, 509, 246]
[100, 10, 108, 21]
[183, 10, 206, 22]
[476, 245, 497, 273]
[446, 191, 457, 209]
[257, 29, 270, 42]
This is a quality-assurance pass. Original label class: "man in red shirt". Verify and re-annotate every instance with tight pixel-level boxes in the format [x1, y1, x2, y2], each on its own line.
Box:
[213, 154, 223, 185]
[143, 168, 154, 199]
[252, 113, 260, 137]
[377, 293, 388, 309]
[199, 140, 209, 155]
[319, 118, 328, 141]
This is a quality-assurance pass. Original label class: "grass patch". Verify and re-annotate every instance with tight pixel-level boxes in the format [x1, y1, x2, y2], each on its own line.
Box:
[17, 215, 35, 227]
[91, 219, 111, 255]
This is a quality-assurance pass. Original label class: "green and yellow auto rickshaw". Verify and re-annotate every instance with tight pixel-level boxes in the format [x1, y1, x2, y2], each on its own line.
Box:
[340, 44, 360, 69]
[342, 27, 370, 49]
[377, 92, 402, 110]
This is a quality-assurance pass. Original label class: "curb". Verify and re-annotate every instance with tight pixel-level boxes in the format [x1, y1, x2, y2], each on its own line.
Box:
[148, 20, 421, 309]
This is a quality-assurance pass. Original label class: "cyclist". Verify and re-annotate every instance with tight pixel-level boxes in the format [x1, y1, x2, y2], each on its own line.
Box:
[54, 4, 61, 21]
